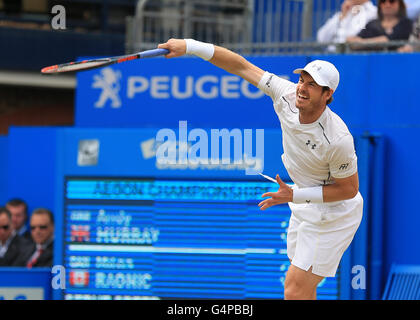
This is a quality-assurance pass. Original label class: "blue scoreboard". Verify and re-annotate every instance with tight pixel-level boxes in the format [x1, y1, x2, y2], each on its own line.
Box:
[62, 177, 339, 300]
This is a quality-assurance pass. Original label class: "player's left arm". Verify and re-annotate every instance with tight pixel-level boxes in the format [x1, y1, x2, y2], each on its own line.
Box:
[322, 172, 359, 202]
[259, 134, 359, 210]
[325, 133, 359, 200]
[258, 173, 358, 210]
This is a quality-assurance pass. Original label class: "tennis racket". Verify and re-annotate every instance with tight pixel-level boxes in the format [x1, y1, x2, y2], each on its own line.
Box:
[41, 48, 170, 74]
[258, 173, 278, 184]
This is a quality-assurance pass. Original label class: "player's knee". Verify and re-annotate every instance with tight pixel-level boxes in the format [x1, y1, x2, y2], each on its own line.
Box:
[284, 273, 315, 300]
[284, 280, 306, 300]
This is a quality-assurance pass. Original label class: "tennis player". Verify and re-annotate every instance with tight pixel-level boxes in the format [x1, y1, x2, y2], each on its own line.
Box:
[158, 39, 363, 300]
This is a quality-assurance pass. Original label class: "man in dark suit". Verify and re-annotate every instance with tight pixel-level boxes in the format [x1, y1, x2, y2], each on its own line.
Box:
[17, 208, 54, 268]
[6, 198, 32, 242]
[0, 207, 28, 266]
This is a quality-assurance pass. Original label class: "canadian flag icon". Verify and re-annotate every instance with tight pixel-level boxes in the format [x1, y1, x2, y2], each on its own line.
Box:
[69, 270, 89, 287]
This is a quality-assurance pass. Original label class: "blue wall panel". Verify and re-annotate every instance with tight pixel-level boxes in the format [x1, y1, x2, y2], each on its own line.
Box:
[380, 127, 420, 273]
[6, 127, 58, 214]
[367, 53, 420, 129]
[0, 136, 8, 206]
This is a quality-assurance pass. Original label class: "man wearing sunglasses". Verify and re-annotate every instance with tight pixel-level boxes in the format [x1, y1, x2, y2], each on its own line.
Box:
[16, 208, 55, 268]
[0, 207, 29, 266]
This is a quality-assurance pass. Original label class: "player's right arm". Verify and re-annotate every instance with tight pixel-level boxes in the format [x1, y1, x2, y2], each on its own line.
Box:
[209, 46, 265, 87]
[158, 38, 264, 87]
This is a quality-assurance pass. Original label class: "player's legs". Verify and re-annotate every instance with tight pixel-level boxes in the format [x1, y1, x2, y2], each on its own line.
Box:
[284, 264, 324, 300]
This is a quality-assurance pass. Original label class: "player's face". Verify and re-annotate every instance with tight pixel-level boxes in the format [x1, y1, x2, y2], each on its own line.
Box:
[295, 72, 325, 110]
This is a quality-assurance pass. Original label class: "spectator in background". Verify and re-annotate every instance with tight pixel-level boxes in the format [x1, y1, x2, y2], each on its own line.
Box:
[0, 207, 27, 266]
[398, 14, 420, 52]
[6, 198, 32, 241]
[346, 0, 412, 51]
[317, 0, 377, 52]
[16, 208, 54, 268]
[405, 0, 420, 20]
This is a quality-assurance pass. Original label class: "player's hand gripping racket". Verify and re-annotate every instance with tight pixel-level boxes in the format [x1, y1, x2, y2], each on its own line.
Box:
[41, 48, 170, 74]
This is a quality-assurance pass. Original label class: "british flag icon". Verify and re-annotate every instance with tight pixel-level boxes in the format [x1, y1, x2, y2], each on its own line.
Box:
[70, 225, 90, 242]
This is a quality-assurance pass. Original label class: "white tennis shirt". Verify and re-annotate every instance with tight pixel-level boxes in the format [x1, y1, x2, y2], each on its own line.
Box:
[258, 72, 358, 189]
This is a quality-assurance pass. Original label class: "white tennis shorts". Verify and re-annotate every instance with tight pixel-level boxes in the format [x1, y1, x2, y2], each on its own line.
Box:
[287, 192, 363, 278]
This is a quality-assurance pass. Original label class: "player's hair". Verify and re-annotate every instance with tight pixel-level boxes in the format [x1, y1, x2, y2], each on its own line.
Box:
[322, 87, 333, 105]
[378, 0, 407, 20]
[31, 208, 54, 225]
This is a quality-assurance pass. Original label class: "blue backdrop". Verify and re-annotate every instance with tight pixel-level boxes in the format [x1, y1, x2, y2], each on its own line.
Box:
[0, 136, 7, 206]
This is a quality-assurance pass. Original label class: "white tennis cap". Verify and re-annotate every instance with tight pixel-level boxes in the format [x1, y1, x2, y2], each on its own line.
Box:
[293, 60, 340, 91]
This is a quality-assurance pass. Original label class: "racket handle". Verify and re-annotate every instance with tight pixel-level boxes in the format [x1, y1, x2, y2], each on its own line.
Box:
[139, 48, 170, 58]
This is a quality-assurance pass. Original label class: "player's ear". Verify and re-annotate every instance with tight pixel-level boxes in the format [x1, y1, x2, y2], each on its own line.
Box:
[322, 87, 333, 101]
[327, 89, 333, 100]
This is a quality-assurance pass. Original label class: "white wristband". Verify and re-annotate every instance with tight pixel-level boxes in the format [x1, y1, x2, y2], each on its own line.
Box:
[184, 39, 215, 61]
[293, 186, 324, 204]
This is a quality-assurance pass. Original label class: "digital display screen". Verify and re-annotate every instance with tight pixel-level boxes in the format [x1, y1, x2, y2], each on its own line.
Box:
[62, 178, 339, 300]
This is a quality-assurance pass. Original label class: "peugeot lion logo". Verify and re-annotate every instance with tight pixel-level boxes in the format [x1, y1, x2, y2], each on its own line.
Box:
[92, 67, 122, 108]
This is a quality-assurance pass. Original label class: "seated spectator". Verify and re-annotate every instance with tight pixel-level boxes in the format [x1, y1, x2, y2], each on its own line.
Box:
[405, 0, 420, 20]
[0, 207, 28, 266]
[317, 0, 377, 52]
[346, 0, 412, 51]
[6, 198, 32, 241]
[15, 208, 54, 268]
[398, 15, 420, 52]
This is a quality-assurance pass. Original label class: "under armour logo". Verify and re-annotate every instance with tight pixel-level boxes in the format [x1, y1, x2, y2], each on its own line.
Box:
[311, 64, 322, 71]
[306, 140, 316, 149]
[339, 163, 349, 170]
